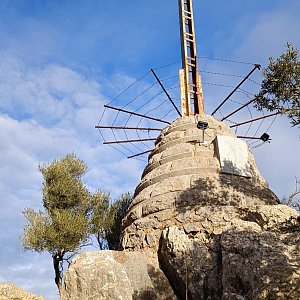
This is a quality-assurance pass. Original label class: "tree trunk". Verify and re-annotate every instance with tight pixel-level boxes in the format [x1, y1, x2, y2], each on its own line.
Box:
[53, 253, 63, 295]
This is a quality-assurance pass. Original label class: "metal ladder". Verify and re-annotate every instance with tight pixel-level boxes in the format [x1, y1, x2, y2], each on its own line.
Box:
[179, 0, 204, 116]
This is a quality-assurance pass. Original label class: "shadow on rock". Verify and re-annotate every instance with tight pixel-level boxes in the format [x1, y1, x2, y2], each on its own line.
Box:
[175, 173, 278, 215]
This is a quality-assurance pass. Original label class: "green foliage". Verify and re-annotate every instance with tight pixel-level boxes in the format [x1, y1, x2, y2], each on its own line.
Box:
[39, 154, 90, 211]
[22, 209, 48, 253]
[22, 208, 89, 254]
[106, 192, 133, 250]
[21, 153, 133, 292]
[89, 191, 115, 249]
[21, 154, 92, 292]
[255, 44, 300, 127]
[90, 192, 133, 250]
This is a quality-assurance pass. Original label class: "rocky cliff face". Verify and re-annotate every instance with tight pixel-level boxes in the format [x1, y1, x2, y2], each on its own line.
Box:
[62, 116, 300, 300]
[0, 282, 44, 300]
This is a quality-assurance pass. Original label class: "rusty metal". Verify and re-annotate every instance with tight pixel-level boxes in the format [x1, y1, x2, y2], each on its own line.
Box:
[103, 138, 157, 145]
[127, 150, 153, 159]
[95, 125, 162, 131]
[211, 64, 261, 116]
[104, 105, 171, 125]
[151, 68, 181, 117]
[178, 0, 204, 116]
[230, 111, 281, 128]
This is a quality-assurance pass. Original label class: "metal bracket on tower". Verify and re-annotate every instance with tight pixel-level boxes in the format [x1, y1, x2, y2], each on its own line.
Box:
[178, 0, 204, 117]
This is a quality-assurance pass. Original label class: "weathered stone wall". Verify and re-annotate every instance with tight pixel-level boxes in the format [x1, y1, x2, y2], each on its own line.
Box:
[121, 116, 278, 256]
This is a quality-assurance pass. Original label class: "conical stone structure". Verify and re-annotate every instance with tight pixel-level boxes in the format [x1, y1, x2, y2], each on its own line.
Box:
[121, 115, 279, 256]
[62, 115, 300, 300]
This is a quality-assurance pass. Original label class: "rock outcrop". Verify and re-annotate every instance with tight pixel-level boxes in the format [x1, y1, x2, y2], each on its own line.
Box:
[0, 282, 44, 300]
[159, 216, 300, 300]
[62, 251, 176, 300]
[62, 115, 299, 300]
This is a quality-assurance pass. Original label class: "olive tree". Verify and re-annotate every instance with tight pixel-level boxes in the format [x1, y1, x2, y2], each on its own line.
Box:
[21, 154, 94, 294]
[255, 44, 300, 127]
[90, 192, 133, 250]
[89, 190, 114, 250]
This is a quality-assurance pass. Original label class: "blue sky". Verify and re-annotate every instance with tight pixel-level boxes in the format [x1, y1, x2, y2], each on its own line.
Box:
[0, 0, 299, 299]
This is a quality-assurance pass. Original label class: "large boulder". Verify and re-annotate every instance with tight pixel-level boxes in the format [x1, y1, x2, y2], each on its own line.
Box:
[159, 213, 300, 300]
[61, 251, 176, 300]
[221, 224, 300, 300]
[0, 282, 44, 300]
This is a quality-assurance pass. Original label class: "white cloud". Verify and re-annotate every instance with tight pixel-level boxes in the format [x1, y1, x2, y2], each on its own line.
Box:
[233, 0, 300, 62]
[0, 54, 145, 299]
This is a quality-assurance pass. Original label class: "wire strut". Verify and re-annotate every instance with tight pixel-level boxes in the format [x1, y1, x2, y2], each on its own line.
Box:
[104, 105, 171, 125]
[211, 64, 261, 116]
[230, 112, 281, 128]
[151, 69, 181, 117]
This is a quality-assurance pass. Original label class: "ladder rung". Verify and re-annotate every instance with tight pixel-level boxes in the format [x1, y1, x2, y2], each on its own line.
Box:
[184, 15, 192, 20]
[184, 38, 195, 43]
[185, 37, 194, 43]
[183, 10, 192, 15]
[186, 56, 196, 61]
[186, 62, 196, 67]
[185, 32, 194, 37]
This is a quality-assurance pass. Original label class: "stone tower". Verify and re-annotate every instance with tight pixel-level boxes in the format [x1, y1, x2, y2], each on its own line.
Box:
[121, 115, 279, 256]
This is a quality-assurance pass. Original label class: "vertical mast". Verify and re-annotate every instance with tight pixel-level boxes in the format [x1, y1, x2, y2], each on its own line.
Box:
[178, 0, 204, 116]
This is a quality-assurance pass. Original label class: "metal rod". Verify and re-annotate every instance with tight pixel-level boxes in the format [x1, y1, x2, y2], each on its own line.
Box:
[104, 105, 171, 125]
[230, 112, 281, 128]
[237, 136, 272, 140]
[95, 125, 162, 131]
[127, 150, 153, 159]
[151, 69, 182, 117]
[221, 95, 260, 121]
[211, 64, 261, 116]
[103, 138, 157, 145]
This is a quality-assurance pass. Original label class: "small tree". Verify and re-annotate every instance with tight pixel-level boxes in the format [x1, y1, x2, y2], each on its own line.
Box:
[255, 44, 300, 127]
[106, 193, 133, 250]
[90, 192, 133, 250]
[89, 191, 115, 250]
[21, 154, 93, 295]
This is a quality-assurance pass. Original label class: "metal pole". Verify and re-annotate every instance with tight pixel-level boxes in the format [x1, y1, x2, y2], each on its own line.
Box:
[127, 150, 152, 159]
[221, 95, 260, 121]
[237, 136, 272, 140]
[151, 69, 181, 117]
[103, 138, 157, 145]
[95, 125, 162, 131]
[211, 64, 261, 116]
[104, 105, 171, 125]
[230, 112, 280, 128]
